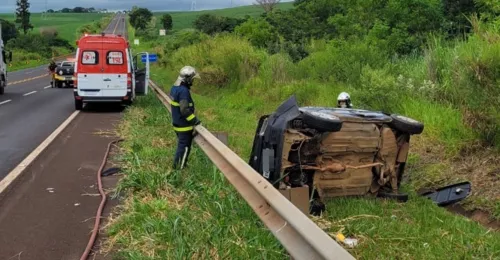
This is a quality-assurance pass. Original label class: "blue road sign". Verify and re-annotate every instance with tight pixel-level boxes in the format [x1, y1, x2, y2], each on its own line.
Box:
[141, 53, 157, 63]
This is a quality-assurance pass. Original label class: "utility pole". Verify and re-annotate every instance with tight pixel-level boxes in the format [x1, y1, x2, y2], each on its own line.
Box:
[191, 0, 196, 11]
[41, 0, 48, 20]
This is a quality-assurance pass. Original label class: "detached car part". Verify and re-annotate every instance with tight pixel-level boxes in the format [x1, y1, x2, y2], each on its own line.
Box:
[248, 95, 458, 215]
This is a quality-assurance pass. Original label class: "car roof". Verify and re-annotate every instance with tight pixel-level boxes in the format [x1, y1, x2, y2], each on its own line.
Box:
[299, 106, 393, 123]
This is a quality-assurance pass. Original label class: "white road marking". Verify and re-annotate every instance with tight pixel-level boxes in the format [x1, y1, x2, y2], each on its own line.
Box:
[0, 100, 12, 105]
[23, 91, 37, 96]
[0, 111, 81, 195]
[44, 85, 51, 89]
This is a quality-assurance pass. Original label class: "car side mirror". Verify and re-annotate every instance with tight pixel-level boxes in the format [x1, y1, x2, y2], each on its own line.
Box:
[8, 51, 12, 62]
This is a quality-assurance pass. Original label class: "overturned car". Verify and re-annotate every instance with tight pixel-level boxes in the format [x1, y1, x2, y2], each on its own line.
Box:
[249, 96, 427, 214]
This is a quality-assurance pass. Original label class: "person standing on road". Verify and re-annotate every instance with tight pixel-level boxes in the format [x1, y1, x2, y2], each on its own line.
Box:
[170, 66, 202, 170]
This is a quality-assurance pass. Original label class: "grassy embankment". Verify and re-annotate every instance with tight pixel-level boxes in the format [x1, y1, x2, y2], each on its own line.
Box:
[151, 3, 294, 31]
[0, 13, 107, 71]
[101, 5, 500, 260]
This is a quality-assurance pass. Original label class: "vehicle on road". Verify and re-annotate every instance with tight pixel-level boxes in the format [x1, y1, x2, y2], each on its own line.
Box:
[52, 60, 75, 88]
[249, 96, 426, 214]
[0, 23, 13, 95]
[73, 33, 150, 110]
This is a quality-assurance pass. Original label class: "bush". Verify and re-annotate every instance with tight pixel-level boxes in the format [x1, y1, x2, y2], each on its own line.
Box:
[0, 19, 18, 43]
[6, 34, 73, 58]
[166, 35, 267, 90]
[193, 14, 247, 35]
[296, 39, 387, 84]
[235, 18, 279, 49]
[39, 27, 58, 38]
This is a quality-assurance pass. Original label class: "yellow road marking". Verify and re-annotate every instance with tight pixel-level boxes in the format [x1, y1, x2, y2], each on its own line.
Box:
[9, 74, 48, 85]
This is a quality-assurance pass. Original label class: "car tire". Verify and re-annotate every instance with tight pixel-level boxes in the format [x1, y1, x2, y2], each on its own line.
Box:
[389, 114, 424, 135]
[302, 110, 343, 132]
[0, 79, 5, 95]
[377, 190, 409, 202]
[309, 199, 326, 216]
[75, 100, 83, 110]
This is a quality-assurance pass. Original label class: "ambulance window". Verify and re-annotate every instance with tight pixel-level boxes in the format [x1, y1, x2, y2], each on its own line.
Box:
[107, 51, 124, 65]
[81, 51, 98, 65]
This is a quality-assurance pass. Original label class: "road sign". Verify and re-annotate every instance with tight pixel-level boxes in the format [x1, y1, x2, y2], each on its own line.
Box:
[159, 29, 166, 36]
[134, 39, 139, 45]
[141, 54, 157, 63]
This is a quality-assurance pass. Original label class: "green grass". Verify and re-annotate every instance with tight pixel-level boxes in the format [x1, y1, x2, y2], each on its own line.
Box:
[0, 13, 106, 43]
[106, 67, 500, 258]
[153, 3, 294, 31]
[103, 4, 500, 259]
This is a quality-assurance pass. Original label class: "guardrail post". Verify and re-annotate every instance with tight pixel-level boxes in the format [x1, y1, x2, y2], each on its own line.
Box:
[212, 131, 228, 146]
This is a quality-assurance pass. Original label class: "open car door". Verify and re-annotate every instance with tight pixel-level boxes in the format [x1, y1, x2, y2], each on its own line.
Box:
[133, 52, 150, 95]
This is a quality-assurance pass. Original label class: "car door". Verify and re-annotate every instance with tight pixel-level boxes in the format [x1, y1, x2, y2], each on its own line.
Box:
[101, 49, 128, 97]
[133, 52, 150, 96]
[77, 49, 104, 97]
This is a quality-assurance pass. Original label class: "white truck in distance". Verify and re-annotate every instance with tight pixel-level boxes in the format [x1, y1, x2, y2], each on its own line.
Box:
[0, 22, 13, 95]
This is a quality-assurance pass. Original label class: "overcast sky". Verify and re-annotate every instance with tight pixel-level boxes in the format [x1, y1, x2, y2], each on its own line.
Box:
[0, 0, 293, 13]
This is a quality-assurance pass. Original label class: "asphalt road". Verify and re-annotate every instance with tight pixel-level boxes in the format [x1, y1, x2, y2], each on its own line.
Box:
[0, 13, 126, 181]
[0, 13, 127, 259]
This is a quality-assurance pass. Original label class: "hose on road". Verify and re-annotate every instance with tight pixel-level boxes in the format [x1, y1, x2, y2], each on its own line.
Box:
[80, 139, 123, 260]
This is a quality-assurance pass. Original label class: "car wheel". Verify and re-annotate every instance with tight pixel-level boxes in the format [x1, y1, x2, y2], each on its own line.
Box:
[377, 190, 409, 202]
[302, 110, 342, 132]
[309, 199, 326, 216]
[75, 100, 83, 110]
[0, 79, 5, 95]
[389, 114, 424, 135]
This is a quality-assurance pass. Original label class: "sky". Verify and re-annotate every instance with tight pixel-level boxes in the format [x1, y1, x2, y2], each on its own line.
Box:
[0, 0, 293, 13]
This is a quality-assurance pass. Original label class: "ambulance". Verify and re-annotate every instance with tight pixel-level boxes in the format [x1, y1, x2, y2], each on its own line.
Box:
[73, 33, 151, 110]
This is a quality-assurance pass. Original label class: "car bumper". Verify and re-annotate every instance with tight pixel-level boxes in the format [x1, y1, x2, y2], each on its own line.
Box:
[74, 90, 132, 103]
[54, 75, 75, 81]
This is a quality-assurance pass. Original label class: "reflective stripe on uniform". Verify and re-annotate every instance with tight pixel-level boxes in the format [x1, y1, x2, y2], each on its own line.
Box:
[171, 101, 193, 107]
[173, 126, 193, 132]
[186, 114, 195, 121]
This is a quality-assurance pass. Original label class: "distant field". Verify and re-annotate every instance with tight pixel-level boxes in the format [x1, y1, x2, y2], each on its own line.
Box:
[153, 3, 294, 31]
[0, 13, 106, 43]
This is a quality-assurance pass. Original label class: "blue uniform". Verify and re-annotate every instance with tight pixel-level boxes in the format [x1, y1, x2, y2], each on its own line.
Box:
[170, 84, 200, 169]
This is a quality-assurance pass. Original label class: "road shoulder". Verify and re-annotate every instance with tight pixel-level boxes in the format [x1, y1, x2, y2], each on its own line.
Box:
[0, 109, 123, 260]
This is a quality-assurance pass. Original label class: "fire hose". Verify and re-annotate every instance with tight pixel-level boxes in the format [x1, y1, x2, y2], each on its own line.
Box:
[79, 139, 123, 260]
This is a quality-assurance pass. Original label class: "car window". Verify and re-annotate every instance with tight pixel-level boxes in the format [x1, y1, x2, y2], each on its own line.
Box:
[81, 51, 98, 65]
[107, 51, 124, 65]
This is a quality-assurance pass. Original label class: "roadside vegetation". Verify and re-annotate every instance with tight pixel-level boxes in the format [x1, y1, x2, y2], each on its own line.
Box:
[104, 1, 500, 259]
[0, 1, 107, 71]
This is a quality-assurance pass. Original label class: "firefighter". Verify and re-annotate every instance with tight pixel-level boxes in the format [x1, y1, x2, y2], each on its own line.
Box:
[170, 66, 202, 169]
[337, 92, 353, 108]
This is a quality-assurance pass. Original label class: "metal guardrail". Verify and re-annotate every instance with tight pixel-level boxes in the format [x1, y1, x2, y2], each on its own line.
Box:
[149, 80, 355, 260]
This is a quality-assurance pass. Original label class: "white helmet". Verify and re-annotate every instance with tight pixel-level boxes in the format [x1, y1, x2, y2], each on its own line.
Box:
[174, 65, 200, 86]
[337, 92, 352, 108]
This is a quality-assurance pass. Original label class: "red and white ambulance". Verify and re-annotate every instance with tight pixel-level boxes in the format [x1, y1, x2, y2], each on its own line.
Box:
[73, 33, 150, 110]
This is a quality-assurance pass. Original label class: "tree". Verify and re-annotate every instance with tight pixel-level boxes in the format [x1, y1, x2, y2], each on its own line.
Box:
[15, 0, 34, 35]
[161, 14, 173, 30]
[129, 7, 153, 30]
[0, 19, 18, 43]
[193, 14, 246, 35]
[255, 0, 281, 13]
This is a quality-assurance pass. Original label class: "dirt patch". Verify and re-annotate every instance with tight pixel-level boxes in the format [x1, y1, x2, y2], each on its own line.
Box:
[407, 134, 500, 222]
[446, 204, 500, 231]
